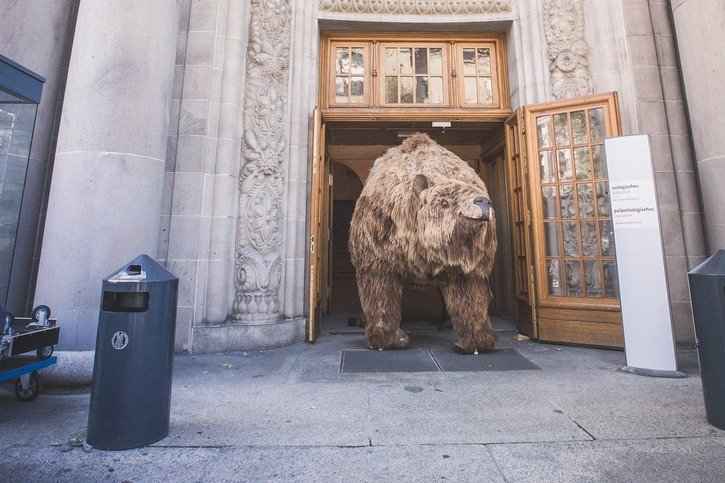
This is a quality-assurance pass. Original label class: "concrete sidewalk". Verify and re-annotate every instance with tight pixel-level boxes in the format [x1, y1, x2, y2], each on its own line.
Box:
[1, 323, 723, 482]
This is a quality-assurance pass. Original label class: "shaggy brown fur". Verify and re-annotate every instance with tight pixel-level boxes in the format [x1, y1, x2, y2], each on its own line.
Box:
[349, 133, 498, 353]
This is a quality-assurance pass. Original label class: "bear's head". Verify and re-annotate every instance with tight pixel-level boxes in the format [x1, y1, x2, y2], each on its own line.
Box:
[412, 173, 495, 273]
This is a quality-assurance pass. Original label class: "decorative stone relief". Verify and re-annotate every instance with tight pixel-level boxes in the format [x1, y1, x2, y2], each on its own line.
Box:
[232, 0, 292, 323]
[543, 0, 593, 99]
[318, 0, 512, 14]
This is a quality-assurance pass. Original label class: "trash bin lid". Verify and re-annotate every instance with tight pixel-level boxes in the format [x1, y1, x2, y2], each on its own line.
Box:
[688, 250, 725, 277]
[104, 254, 178, 284]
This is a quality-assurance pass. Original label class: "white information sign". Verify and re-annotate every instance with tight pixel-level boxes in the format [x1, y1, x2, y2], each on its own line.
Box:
[604, 135, 681, 376]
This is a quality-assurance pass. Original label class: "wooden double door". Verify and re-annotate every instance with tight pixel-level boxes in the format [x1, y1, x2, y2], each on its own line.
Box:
[308, 93, 624, 348]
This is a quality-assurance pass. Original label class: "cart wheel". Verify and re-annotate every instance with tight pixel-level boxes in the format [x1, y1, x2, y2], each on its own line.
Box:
[37, 345, 54, 360]
[31, 304, 51, 322]
[15, 372, 40, 402]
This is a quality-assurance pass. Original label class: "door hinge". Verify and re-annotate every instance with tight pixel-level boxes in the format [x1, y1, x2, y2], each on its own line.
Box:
[526, 209, 532, 227]
[309, 235, 315, 254]
[329, 173, 334, 187]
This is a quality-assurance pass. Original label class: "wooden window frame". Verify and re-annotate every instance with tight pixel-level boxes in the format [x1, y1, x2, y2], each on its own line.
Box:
[320, 32, 510, 120]
[378, 42, 451, 108]
[455, 41, 501, 108]
[328, 41, 373, 108]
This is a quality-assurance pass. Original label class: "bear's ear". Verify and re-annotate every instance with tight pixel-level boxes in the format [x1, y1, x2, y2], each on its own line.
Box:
[413, 174, 429, 196]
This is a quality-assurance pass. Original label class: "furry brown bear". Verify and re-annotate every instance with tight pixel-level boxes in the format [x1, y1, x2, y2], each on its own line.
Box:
[349, 132, 497, 354]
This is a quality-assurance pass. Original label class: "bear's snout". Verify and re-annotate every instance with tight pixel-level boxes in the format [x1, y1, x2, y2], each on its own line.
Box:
[460, 196, 491, 221]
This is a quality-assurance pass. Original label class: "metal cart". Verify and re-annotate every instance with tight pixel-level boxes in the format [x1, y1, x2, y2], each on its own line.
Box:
[1, 305, 60, 401]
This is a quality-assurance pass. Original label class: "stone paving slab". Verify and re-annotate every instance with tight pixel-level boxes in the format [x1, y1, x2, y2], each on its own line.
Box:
[1, 330, 723, 481]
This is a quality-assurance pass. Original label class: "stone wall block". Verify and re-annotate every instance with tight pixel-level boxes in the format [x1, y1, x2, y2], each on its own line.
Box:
[179, 99, 209, 136]
[176, 135, 205, 172]
[623, 3, 653, 36]
[663, 100, 690, 136]
[660, 212, 686, 257]
[185, 31, 215, 66]
[215, 138, 241, 177]
[168, 259, 198, 308]
[174, 305, 194, 353]
[211, 175, 238, 218]
[167, 216, 202, 260]
[635, 101, 668, 135]
[182, 65, 213, 100]
[671, 301, 695, 345]
[653, 171, 680, 213]
[632, 66, 663, 102]
[190, 0, 218, 32]
[171, 172, 205, 216]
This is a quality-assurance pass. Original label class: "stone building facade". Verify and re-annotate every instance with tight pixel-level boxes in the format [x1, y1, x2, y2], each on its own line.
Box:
[0, 0, 722, 354]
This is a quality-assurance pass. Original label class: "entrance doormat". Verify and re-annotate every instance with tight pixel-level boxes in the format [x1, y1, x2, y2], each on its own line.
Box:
[341, 348, 540, 373]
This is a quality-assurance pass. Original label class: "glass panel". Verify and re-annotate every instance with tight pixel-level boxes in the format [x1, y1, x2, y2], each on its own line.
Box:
[540, 151, 555, 183]
[574, 146, 591, 180]
[559, 184, 576, 218]
[385, 76, 398, 103]
[477, 48, 491, 75]
[429, 77, 443, 103]
[577, 183, 595, 218]
[545, 222, 561, 256]
[336, 48, 349, 74]
[565, 260, 583, 296]
[399, 48, 413, 75]
[350, 77, 364, 103]
[581, 220, 599, 256]
[547, 259, 564, 296]
[415, 48, 428, 74]
[537, 116, 552, 149]
[592, 144, 606, 179]
[603, 261, 619, 297]
[571, 110, 587, 144]
[553, 113, 569, 146]
[478, 77, 493, 103]
[335, 77, 348, 103]
[429, 48, 443, 75]
[542, 185, 558, 219]
[351, 48, 364, 75]
[584, 260, 603, 297]
[384, 48, 398, 75]
[599, 220, 615, 256]
[557, 148, 573, 181]
[400, 76, 414, 103]
[416, 76, 428, 103]
[589, 108, 606, 141]
[462, 48, 476, 75]
[0, 100, 38, 306]
[596, 182, 611, 217]
[464, 77, 477, 104]
[562, 221, 580, 256]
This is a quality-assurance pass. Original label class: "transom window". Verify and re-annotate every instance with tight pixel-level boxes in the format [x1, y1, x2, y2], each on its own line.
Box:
[322, 33, 508, 113]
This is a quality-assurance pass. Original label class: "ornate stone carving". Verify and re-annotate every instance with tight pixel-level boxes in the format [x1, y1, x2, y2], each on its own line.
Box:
[318, 0, 512, 14]
[232, 0, 292, 323]
[543, 0, 593, 99]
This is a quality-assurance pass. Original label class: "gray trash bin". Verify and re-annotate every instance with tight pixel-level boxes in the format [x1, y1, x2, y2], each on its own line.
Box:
[687, 250, 725, 430]
[87, 254, 178, 450]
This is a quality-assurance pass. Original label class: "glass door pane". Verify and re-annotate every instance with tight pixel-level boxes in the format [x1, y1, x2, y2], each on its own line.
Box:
[0, 89, 38, 306]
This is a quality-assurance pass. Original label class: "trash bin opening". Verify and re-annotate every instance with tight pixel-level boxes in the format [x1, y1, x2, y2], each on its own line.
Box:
[102, 292, 150, 313]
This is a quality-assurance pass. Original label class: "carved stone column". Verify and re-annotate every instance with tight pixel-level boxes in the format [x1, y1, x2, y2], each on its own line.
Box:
[543, 0, 593, 100]
[232, 0, 292, 323]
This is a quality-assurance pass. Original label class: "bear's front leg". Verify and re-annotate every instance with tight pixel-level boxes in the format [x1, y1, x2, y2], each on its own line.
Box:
[441, 275, 497, 354]
[356, 271, 409, 350]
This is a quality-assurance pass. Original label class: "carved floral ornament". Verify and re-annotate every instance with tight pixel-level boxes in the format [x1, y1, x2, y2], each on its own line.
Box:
[233, 0, 292, 322]
[543, 0, 593, 99]
[318, 0, 512, 14]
